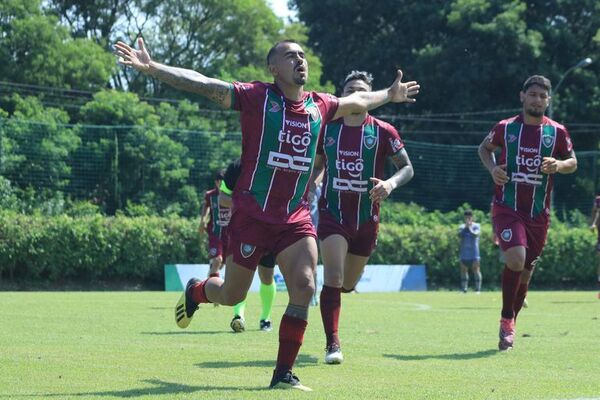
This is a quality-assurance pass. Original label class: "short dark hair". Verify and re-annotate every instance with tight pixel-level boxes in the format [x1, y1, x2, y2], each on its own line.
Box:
[522, 75, 552, 93]
[214, 169, 225, 181]
[343, 70, 374, 88]
[463, 209, 473, 216]
[266, 39, 299, 66]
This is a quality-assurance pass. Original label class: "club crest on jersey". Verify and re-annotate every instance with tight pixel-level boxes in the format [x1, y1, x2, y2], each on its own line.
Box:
[209, 248, 217, 257]
[508, 134, 518, 143]
[306, 106, 319, 122]
[325, 137, 336, 147]
[501, 229, 512, 242]
[268, 100, 281, 113]
[542, 135, 554, 148]
[240, 243, 256, 258]
[364, 135, 376, 149]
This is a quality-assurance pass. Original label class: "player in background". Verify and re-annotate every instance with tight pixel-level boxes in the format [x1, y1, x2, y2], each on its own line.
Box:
[310, 71, 414, 364]
[219, 159, 277, 332]
[478, 75, 577, 351]
[458, 210, 482, 293]
[589, 194, 600, 299]
[114, 38, 419, 391]
[200, 170, 229, 279]
[309, 181, 322, 306]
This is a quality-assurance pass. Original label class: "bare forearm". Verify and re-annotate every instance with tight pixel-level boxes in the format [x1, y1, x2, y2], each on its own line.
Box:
[557, 158, 577, 174]
[147, 61, 231, 108]
[478, 145, 497, 173]
[387, 165, 414, 190]
[355, 89, 391, 112]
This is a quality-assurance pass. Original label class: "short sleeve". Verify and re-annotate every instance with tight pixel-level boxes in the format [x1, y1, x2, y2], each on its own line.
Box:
[313, 92, 339, 125]
[231, 81, 266, 112]
[554, 126, 573, 159]
[382, 123, 404, 156]
[487, 123, 505, 147]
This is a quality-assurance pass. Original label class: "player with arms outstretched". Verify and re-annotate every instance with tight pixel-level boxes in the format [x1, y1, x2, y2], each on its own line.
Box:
[478, 75, 577, 351]
[114, 38, 419, 390]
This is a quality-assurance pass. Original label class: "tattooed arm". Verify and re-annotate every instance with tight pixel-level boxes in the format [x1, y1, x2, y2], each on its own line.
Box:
[114, 37, 232, 109]
[369, 149, 414, 203]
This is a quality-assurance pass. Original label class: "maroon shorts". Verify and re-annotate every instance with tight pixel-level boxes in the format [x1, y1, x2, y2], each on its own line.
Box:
[207, 228, 228, 259]
[317, 210, 378, 257]
[492, 205, 549, 270]
[226, 208, 316, 270]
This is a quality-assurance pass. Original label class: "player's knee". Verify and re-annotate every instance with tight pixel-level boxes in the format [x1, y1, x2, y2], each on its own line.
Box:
[220, 290, 246, 306]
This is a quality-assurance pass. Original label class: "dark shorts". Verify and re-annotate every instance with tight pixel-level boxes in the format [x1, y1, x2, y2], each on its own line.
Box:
[493, 206, 549, 270]
[259, 253, 276, 269]
[227, 208, 316, 270]
[208, 229, 228, 259]
[317, 210, 378, 257]
[460, 259, 480, 267]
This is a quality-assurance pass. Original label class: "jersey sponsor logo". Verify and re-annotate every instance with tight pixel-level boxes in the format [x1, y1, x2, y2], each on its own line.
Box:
[516, 154, 541, 172]
[520, 147, 538, 154]
[240, 243, 256, 258]
[278, 130, 312, 153]
[339, 150, 360, 157]
[268, 100, 281, 113]
[501, 229, 513, 242]
[364, 135, 376, 149]
[332, 177, 368, 193]
[267, 151, 311, 172]
[209, 247, 218, 257]
[511, 172, 543, 186]
[542, 135, 554, 148]
[217, 209, 231, 226]
[325, 137, 336, 147]
[390, 138, 403, 153]
[336, 158, 364, 178]
[285, 119, 309, 129]
[373, 215, 379, 223]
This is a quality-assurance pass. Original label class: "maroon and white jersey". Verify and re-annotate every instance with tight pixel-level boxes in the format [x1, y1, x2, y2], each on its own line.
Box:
[204, 188, 230, 236]
[230, 81, 338, 224]
[488, 114, 573, 218]
[317, 114, 404, 230]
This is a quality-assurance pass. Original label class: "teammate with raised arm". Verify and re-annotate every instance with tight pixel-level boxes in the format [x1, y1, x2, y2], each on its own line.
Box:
[478, 75, 577, 351]
[310, 71, 414, 364]
[114, 38, 419, 390]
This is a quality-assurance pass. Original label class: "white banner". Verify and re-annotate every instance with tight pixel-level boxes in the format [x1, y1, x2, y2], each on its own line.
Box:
[165, 264, 426, 292]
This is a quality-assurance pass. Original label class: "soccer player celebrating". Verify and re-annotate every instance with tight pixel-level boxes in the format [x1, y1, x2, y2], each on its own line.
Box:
[589, 193, 600, 299]
[478, 75, 577, 351]
[114, 38, 419, 390]
[200, 170, 229, 279]
[310, 71, 414, 364]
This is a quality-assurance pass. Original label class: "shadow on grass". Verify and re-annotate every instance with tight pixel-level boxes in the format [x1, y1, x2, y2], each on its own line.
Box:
[550, 301, 598, 304]
[1, 379, 267, 398]
[196, 354, 318, 369]
[383, 349, 497, 361]
[141, 330, 226, 335]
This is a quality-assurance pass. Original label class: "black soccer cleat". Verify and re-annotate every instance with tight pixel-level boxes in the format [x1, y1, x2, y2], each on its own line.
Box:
[269, 369, 312, 392]
[174, 278, 200, 328]
[259, 319, 272, 332]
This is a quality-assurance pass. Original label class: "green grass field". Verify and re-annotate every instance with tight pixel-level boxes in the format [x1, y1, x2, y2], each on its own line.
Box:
[1, 291, 599, 399]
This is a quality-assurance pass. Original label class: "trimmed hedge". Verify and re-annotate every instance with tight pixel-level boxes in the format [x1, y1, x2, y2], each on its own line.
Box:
[0, 208, 597, 288]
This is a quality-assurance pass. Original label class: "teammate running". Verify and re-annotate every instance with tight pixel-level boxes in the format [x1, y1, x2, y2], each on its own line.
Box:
[219, 159, 277, 333]
[478, 75, 577, 351]
[310, 71, 414, 364]
[200, 170, 229, 279]
[114, 38, 419, 390]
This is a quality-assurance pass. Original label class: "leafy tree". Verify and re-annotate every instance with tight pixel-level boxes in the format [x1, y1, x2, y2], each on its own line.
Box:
[0, 95, 79, 190]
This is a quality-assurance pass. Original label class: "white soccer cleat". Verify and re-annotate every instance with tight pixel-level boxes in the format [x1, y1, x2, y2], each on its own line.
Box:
[324, 343, 344, 364]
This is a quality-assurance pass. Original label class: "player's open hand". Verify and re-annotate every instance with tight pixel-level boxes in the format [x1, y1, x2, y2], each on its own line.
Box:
[114, 37, 152, 72]
[541, 157, 559, 174]
[388, 70, 420, 103]
[491, 164, 509, 185]
[369, 177, 393, 203]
